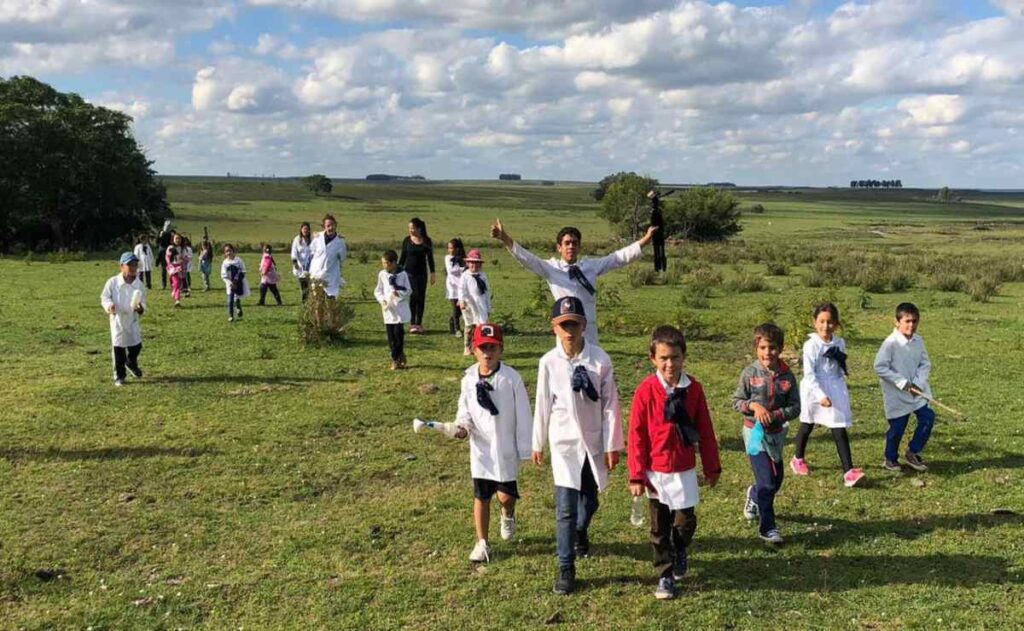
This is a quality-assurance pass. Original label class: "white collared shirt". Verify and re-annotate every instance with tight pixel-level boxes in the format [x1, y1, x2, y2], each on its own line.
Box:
[100, 274, 147, 347]
[457, 271, 491, 325]
[444, 254, 465, 299]
[308, 232, 348, 297]
[873, 328, 932, 418]
[455, 363, 533, 482]
[291, 235, 313, 278]
[373, 269, 412, 324]
[133, 243, 154, 272]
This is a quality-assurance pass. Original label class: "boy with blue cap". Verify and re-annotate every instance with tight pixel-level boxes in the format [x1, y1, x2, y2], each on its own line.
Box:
[100, 252, 148, 387]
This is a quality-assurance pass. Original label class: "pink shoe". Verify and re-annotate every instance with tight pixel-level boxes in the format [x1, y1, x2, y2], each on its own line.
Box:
[789, 457, 809, 476]
[843, 468, 865, 487]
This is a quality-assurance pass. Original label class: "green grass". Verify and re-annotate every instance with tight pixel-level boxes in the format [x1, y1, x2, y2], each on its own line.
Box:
[2, 179, 1024, 629]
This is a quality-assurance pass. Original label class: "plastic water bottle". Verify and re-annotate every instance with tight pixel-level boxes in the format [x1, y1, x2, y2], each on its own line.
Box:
[747, 422, 765, 456]
[630, 495, 646, 527]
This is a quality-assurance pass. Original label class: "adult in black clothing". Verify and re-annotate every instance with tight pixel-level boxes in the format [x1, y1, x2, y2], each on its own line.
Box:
[398, 217, 436, 333]
[647, 189, 669, 272]
[156, 221, 176, 290]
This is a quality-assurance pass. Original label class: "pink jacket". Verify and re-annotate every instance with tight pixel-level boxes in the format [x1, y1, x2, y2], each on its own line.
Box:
[260, 253, 280, 285]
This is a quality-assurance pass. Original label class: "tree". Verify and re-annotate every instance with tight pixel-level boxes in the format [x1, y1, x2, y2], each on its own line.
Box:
[593, 171, 636, 201]
[663, 187, 742, 242]
[598, 173, 659, 239]
[303, 174, 332, 195]
[937, 186, 952, 202]
[0, 75, 171, 251]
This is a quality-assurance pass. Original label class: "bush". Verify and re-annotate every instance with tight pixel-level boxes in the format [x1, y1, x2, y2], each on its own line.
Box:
[662, 258, 690, 285]
[627, 266, 660, 288]
[663, 187, 742, 242]
[47, 250, 87, 264]
[727, 269, 769, 293]
[930, 273, 965, 292]
[598, 284, 623, 308]
[889, 271, 915, 292]
[673, 309, 710, 341]
[765, 260, 789, 276]
[598, 173, 659, 239]
[685, 267, 723, 290]
[681, 285, 711, 309]
[856, 267, 888, 293]
[299, 281, 355, 345]
[747, 203, 765, 214]
[966, 274, 1000, 303]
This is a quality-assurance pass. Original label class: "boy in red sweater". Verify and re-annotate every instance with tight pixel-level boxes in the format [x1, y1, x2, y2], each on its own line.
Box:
[628, 325, 721, 600]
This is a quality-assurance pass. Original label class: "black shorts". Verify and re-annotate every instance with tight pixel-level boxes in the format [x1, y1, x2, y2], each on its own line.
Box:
[473, 478, 520, 500]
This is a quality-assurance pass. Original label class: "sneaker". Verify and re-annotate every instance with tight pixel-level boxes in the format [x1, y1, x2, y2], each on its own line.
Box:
[174, 301, 181, 307]
[574, 530, 590, 558]
[453, 330, 462, 338]
[500, 513, 516, 541]
[113, 379, 125, 387]
[790, 457, 810, 476]
[469, 539, 491, 563]
[843, 468, 866, 487]
[743, 485, 759, 521]
[228, 316, 234, 322]
[397, 354, 407, 369]
[126, 364, 143, 379]
[463, 348, 472, 356]
[904, 451, 928, 472]
[553, 566, 576, 595]
[654, 576, 677, 600]
[389, 361, 398, 371]
[236, 309, 243, 319]
[760, 529, 784, 545]
[883, 459, 902, 472]
[672, 548, 688, 581]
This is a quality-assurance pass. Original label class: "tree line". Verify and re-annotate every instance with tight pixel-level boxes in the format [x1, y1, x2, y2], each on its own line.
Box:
[850, 179, 903, 188]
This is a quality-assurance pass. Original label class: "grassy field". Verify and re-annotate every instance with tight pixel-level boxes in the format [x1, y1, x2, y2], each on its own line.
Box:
[2, 179, 1023, 629]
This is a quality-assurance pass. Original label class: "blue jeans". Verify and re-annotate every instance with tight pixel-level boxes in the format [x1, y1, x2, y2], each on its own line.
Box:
[227, 292, 242, 317]
[554, 460, 599, 569]
[749, 452, 784, 535]
[885, 405, 935, 462]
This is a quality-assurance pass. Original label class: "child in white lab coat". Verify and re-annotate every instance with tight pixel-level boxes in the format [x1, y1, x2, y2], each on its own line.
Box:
[533, 296, 623, 595]
[373, 250, 411, 370]
[457, 248, 491, 356]
[220, 243, 251, 322]
[450, 324, 533, 563]
[100, 252, 147, 387]
[445, 238, 467, 336]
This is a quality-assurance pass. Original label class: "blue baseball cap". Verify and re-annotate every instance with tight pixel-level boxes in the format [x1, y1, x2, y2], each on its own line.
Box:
[551, 296, 586, 324]
[119, 252, 139, 265]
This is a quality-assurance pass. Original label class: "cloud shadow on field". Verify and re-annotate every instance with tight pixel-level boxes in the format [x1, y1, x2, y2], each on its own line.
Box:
[0, 445, 217, 462]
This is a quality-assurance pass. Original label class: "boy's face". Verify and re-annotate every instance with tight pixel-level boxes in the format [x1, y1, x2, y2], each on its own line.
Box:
[896, 313, 919, 338]
[120, 262, 138, 282]
[556, 234, 580, 264]
[473, 342, 502, 372]
[382, 258, 397, 273]
[468, 261, 482, 273]
[756, 337, 781, 370]
[553, 318, 585, 349]
[651, 342, 685, 386]
[223, 247, 234, 258]
[813, 310, 837, 341]
[324, 218, 336, 236]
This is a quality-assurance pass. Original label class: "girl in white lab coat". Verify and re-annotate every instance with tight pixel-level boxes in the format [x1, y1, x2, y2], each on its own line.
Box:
[445, 238, 467, 336]
[373, 250, 412, 370]
[791, 303, 864, 487]
[291, 222, 313, 302]
[450, 323, 533, 563]
[220, 243, 251, 322]
[132, 235, 155, 289]
[457, 248, 491, 356]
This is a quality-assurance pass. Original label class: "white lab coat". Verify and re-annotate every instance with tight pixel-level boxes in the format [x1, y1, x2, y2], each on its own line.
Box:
[455, 363, 533, 482]
[444, 254, 465, 300]
[184, 246, 194, 273]
[291, 235, 313, 279]
[132, 243, 155, 273]
[533, 341, 623, 491]
[100, 274, 147, 347]
[508, 240, 642, 344]
[220, 257, 252, 297]
[309, 232, 348, 297]
[458, 271, 491, 325]
[799, 334, 853, 428]
[873, 329, 932, 419]
[373, 269, 412, 324]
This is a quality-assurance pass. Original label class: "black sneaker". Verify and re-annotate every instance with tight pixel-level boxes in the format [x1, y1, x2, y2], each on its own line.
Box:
[553, 566, 576, 595]
[574, 530, 590, 558]
[672, 548, 689, 580]
[126, 364, 143, 379]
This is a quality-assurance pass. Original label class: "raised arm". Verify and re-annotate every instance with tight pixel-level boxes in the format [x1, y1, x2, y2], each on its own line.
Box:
[491, 218, 555, 281]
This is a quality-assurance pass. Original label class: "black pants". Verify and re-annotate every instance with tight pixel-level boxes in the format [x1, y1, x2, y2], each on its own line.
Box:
[793, 423, 854, 471]
[111, 343, 142, 381]
[259, 283, 282, 305]
[408, 272, 428, 326]
[185, 272, 192, 293]
[160, 264, 168, 289]
[650, 501, 696, 578]
[140, 271, 152, 289]
[386, 323, 405, 361]
[449, 299, 462, 333]
[653, 236, 667, 272]
[749, 453, 784, 535]
[298, 278, 310, 302]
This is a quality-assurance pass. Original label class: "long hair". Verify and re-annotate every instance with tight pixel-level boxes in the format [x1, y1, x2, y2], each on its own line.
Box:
[448, 237, 466, 260]
[410, 217, 431, 245]
[298, 221, 311, 245]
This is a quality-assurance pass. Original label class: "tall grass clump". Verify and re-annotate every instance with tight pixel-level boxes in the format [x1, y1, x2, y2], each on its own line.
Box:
[727, 269, 769, 293]
[627, 266, 660, 288]
[299, 281, 355, 345]
[966, 273, 1001, 303]
[930, 273, 966, 292]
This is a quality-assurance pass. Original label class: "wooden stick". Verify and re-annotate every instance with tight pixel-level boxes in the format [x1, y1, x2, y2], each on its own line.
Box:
[910, 387, 967, 420]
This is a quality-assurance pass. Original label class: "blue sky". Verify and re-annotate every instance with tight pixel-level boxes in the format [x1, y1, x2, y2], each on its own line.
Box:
[4, 0, 1023, 186]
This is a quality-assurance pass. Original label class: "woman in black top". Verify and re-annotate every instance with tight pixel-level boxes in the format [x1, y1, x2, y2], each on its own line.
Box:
[399, 217, 436, 333]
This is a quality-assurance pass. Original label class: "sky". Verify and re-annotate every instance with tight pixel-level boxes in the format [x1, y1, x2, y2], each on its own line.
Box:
[2, 0, 1023, 187]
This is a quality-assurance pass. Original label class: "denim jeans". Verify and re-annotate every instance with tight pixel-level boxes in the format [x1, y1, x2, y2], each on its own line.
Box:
[885, 404, 935, 462]
[554, 460, 599, 569]
[227, 292, 241, 317]
[749, 452, 784, 535]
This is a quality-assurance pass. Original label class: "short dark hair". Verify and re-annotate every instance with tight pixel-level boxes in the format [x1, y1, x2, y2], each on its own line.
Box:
[813, 302, 841, 326]
[895, 302, 920, 320]
[650, 325, 687, 356]
[382, 249, 398, 263]
[753, 322, 784, 349]
[322, 214, 336, 226]
[222, 243, 235, 252]
[556, 227, 582, 248]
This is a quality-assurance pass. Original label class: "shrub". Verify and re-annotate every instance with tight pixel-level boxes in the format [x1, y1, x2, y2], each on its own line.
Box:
[627, 266, 660, 288]
[356, 249, 370, 264]
[673, 309, 709, 341]
[663, 187, 742, 242]
[598, 284, 623, 307]
[930, 273, 965, 292]
[765, 260, 789, 276]
[686, 267, 723, 290]
[681, 285, 711, 309]
[727, 269, 769, 293]
[663, 258, 691, 285]
[299, 281, 355, 345]
[747, 203, 765, 214]
[966, 274, 1000, 303]
[489, 310, 518, 335]
[889, 271, 915, 292]
[47, 250, 87, 264]
[856, 267, 888, 293]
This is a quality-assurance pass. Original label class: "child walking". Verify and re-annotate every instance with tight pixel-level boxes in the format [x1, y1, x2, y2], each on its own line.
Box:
[450, 324, 533, 563]
[628, 325, 721, 600]
[445, 238, 467, 337]
[182, 236, 194, 297]
[533, 296, 623, 595]
[165, 237, 185, 307]
[791, 303, 865, 487]
[132, 234, 155, 289]
[258, 244, 283, 306]
[101, 252, 147, 387]
[199, 238, 214, 291]
[733, 323, 800, 545]
[458, 249, 491, 357]
[373, 250, 411, 370]
[220, 244, 250, 322]
[874, 302, 934, 472]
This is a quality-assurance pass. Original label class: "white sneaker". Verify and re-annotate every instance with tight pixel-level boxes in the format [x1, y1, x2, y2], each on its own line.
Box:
[760, 529, 784, 545]
[500, 514, 516, 541]
[469, 538, 491, 563]
[113, 379, 125, 387]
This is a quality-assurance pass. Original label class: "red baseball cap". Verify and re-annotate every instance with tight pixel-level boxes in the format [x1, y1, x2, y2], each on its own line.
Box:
[472, 323, 503, 348]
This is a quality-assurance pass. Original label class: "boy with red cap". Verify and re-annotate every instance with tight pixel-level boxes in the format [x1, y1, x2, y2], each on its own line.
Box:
[450, 324, 533, 563]
[628, 325, 721, 600]
[457, 248, 491, 356]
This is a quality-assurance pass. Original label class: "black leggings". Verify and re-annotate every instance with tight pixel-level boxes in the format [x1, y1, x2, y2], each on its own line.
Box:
[408, 272, 428, 326]
[794, 423, 854, 472]
[259, 283, 282, 305]
[653, 235, 667, 272]
[449, 299, 463, 333]
[140, 271, 152, 290]
[386, 323, 405, 361]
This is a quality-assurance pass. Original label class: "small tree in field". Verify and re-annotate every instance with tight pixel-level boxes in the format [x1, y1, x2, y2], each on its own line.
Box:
[664, 187, 742, 242]
[598, 173, 659, 239]
[304, 174, 333, 195]
[299, 281, 354, 345]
